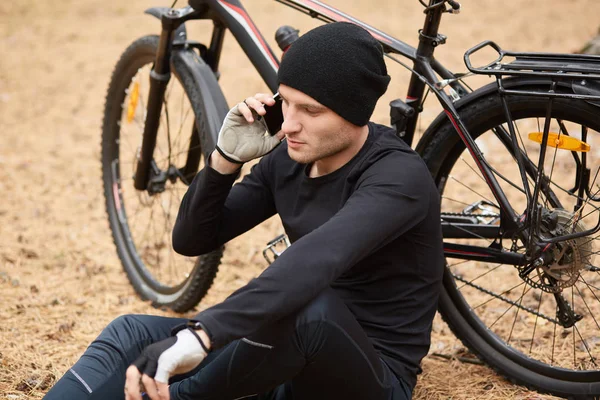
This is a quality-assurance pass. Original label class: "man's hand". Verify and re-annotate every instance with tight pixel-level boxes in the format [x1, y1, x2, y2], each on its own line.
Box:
[124, 329, 208, 400]
[215, 93, 285, 164]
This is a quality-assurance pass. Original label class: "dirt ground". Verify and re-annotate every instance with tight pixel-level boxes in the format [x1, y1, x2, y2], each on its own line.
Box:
[2, 0, 600, 399]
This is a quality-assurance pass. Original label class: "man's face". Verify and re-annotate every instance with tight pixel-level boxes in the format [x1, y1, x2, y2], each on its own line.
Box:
[278, 84, 357, 166]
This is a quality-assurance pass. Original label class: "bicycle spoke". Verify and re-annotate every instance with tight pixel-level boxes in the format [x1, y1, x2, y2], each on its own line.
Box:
[552, 316, 557, 366]
[576, 247, 600, 259]
[460, 156, 487, 185]
[118, 124, 140, 158]
[488, 162, 528, 196]
[141, 199, 157, 253]
[572, 287, 576, 368]
[125, 196, 148, 225]
[457, 263, 504, 290]
[529, 290, 543, 354]
[150, 205, 162, 275]
[449, 175, 497, 206]
[441, 196, 473, 207]
[167, 188, 177, 280]
[570, 176, 600, 223]
[546, 119, 561, 188]
[174, 107, 193, 154]
[447, 259, 471, 269]
[440, 217, 494, 242]
[514, 120, 530, 159]
[473, 281, 526, 310]
[162, 97, 173, 165]
[507, 281, 529, 343]
[158, 190, 174, 280]
[173, 110, 193, 157]
[574, 322, 597, 367]
[152, 144, 203, 167]
[490, 284, 531, 330]
[574, 283, 600, 331]
[582, 276, 600, 293]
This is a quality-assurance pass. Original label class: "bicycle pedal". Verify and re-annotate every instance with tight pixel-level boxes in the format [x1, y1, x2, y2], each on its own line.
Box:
[263, 234, 291, 264]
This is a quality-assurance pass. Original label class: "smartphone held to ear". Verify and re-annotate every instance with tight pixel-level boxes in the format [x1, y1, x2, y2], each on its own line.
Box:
[263, 93, 284, 136]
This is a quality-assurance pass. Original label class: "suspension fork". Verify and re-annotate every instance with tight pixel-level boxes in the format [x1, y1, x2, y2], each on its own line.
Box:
[134, 9, 198, 191]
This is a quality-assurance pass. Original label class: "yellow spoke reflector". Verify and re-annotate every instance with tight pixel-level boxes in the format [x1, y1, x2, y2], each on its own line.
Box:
[126, 82, 140, 123]
[528, 132, 590, 152]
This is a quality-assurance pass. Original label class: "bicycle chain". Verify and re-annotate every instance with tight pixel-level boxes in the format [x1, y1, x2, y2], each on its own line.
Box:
[441, 211, 498, 218]
[452, 273, 558, 324]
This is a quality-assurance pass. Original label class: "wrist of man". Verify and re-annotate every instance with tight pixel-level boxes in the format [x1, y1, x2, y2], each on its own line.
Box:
[195, 329, 212, 352]
[171, 321, 212, 352]
[210, 149, 243, 175]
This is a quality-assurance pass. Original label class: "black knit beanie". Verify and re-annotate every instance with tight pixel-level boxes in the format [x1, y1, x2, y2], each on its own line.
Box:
[277, 22, 390, 126]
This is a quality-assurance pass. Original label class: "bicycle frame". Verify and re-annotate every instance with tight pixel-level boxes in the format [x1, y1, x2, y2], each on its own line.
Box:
[186, 0, 470, 146]
[135, 0, 540, 266]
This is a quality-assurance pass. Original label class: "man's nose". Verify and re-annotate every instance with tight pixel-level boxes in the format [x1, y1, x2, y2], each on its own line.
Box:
[281, 108, 301, 135]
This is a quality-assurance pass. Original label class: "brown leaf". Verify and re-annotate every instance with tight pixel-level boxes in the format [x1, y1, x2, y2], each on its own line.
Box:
[20, 248, 39, 259]
[58, 321, 75, 333]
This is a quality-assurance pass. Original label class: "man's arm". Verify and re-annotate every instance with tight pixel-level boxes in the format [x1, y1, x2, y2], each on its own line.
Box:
[172, 149, 277, 257]
[210, 150, 243, 175]
[172, 93, 284, 257]
[192, 152, 438, 349]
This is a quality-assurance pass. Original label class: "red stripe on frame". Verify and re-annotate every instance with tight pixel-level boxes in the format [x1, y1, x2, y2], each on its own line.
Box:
[443, 110, 507, 215]
[444, 248, 493, 257]
[219, 1, 279, 68]
[302, 0, 392, 45]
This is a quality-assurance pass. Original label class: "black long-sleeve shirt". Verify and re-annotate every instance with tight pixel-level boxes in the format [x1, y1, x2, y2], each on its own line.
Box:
[172, 122, 444, 389]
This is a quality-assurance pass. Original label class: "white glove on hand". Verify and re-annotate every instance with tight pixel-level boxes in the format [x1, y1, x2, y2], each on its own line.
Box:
[131, 328, 207, 384]
[216, 99, 282, 163]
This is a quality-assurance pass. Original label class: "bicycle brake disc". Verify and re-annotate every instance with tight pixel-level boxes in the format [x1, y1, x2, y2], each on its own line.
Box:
[529, 208, 594, 292]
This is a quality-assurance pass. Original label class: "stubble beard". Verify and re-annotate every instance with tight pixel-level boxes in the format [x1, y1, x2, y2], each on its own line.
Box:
[287, 123, 355, 166]
[287, 137, 351, 166]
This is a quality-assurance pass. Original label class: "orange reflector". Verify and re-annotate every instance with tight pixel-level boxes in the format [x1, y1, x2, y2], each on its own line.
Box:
[528, 132, 590, 152]
[126, 82, 140, 123]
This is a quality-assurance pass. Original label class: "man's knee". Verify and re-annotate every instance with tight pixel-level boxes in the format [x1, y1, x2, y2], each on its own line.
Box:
[106, 314, 143, 333]
[295, 289, 345, 325]
[291, 290, 349, 355]
[100, 314, 153, 348]
[247, 290, 343, 348]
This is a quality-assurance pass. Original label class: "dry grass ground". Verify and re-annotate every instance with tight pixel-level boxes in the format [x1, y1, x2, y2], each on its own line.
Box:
[2, 0, 600, 399]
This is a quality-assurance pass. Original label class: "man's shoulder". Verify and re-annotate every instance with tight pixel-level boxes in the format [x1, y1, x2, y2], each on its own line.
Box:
[362, 122, 424, 168]
[369, 122, 413, 151]
[356, 122, 433, 185]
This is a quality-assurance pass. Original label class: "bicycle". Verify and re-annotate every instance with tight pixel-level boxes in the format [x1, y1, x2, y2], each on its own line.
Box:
[101, 0, 600, 397]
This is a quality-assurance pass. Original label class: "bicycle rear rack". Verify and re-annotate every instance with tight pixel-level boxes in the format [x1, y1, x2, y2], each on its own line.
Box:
[462, 41, 600, 249]
[464, 41, 600, 101]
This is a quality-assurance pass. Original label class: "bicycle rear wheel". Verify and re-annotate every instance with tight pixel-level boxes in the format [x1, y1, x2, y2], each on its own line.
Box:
[421, 83, 600, 398]
[101, 35, 223, 312]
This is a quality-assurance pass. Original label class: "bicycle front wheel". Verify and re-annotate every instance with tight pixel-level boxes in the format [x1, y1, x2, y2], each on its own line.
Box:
[101, 35, 223, 312]
[421, 82, 600, 398]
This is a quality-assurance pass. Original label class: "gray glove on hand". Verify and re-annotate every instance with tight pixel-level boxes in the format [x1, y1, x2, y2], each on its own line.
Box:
[215, 95, 283, 164]
[126, 327, 209, 399]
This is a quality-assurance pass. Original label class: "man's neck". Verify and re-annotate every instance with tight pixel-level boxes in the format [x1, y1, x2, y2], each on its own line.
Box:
[309, 124, 369, 178]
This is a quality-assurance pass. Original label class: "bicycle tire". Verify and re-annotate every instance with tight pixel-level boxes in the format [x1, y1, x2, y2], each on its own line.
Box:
[421, 84, 600, 398]
[101, 35, 223, 312]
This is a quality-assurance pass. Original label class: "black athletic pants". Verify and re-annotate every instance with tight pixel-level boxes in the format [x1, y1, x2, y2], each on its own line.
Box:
[43, 290, 412, 400]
